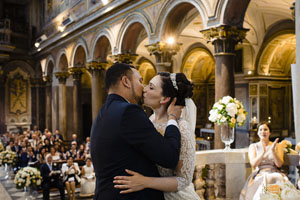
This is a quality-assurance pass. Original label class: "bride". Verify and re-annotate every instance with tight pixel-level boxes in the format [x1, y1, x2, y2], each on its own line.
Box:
[114, 72, 200, 200]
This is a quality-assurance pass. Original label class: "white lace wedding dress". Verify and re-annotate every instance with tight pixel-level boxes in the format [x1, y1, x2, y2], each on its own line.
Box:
[151, 117, 200, 200]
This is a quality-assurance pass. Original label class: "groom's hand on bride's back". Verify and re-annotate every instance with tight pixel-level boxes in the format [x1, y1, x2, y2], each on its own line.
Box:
[167, 98, 183, 121]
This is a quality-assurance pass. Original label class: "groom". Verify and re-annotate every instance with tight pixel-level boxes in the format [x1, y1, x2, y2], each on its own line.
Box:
[90, 63, 182, 200]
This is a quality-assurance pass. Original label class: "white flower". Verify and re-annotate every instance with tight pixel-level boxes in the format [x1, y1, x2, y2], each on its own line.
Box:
[281, 186, 300, 200]
[221, 96, 233, 104]
[36, 180, 41, 185]
[209, 109, 218, 122]
[260, 192, 280, 200]
[215, 103, 224, 110]
[226, 103, 238, 117]
[237, 114, 246, 123]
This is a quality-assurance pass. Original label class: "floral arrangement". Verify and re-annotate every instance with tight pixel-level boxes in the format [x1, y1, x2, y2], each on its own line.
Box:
[260, 181, 300, 200]
[0, 150, 17, 166]
[295, 142, 300, 153]
[14, 166, 42, 189]
[279, 140, 298, 154]
[0, 142, 4, 152]
[208, 96, 247, 128]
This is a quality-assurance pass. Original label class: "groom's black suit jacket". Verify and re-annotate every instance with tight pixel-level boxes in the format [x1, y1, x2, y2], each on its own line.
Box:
[90, 94, 181, 200]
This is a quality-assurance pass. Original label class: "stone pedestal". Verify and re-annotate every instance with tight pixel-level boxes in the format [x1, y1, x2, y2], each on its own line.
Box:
[194, 149, 251, 200]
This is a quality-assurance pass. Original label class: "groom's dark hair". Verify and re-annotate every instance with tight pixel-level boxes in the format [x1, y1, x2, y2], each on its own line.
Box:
[104, 63, 135, 91]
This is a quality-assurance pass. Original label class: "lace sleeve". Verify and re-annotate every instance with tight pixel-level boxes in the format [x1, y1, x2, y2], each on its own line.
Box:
[175, 119, 196, 191]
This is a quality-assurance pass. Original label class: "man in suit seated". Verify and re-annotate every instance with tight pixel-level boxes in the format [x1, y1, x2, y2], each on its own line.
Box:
[40, 154, 65, 200]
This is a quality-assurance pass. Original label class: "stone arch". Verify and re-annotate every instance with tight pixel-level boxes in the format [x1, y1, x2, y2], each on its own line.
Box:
[156, 0, 208, 41]
[71, 38, 89, 67]
[136, 57, 156, 85]
[91, 29, 114, 62]
[256, 30, 295, 76]
[181, 46, 215, 82]
[56, 50, 69, 72]
[220, 0, 250, 27]
[117, 12, 153, 54]
[45, 55, 55, 76]
[4, 60, 35, 77]
[181, 46, 215, 127]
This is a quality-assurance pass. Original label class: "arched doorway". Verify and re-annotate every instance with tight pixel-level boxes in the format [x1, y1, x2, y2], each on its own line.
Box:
[182, 48, 215, 128]
[253, 32, 295, 137]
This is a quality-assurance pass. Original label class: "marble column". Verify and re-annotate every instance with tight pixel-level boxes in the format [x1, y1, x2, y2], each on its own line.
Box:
[86, 61, 106, 121]
[30, 78, 43, 129]
[0, 68, 5, 133]
[43, 75, 52, 131]
[69, 66, 84, 139]
[201, 25, 248, 149]
[294, 0, 300, 144]
[146, 41, 181, 72]
[54, 72, 69, 140]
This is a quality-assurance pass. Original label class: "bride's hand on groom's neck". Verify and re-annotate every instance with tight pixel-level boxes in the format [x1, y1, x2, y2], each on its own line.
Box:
[167, 98, 183, 121]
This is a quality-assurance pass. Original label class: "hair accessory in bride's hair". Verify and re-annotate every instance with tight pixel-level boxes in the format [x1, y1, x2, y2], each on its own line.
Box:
[170, 73, 178, 90]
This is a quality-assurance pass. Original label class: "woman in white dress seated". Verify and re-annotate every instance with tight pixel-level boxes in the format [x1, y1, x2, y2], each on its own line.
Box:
[114, 72, 200, 200]
[80, 157, 95, 197]
[62, 157, 81, 200]
[240, 122, 300, 200]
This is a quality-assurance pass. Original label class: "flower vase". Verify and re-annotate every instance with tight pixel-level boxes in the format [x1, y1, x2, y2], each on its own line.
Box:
[24, 186, 34, 200]
[4, 163, 12, 179]
[221, 123, 235, 151]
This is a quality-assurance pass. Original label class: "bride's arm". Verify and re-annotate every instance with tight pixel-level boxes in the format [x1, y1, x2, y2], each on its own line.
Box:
[114, 120, 195, 193]
[114, 169, 178, 193]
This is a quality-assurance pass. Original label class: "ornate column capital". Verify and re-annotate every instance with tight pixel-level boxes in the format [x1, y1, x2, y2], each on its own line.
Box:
[54, 71, 69, 84]
[86, 61, 106, 71]
[86, 61, 106, 76]
[201, 25, 248, 55]
[145, 41, 181, 68]
[68, 67, 84, 81]
[43, 75, 52, 82]
[111, 53, 138, 64]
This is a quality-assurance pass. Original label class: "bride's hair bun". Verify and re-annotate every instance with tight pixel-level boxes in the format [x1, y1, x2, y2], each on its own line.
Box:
[158, 72, 193, 106]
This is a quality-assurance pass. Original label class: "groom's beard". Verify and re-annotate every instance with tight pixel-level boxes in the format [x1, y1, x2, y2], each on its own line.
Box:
[131, 87, 143, 106]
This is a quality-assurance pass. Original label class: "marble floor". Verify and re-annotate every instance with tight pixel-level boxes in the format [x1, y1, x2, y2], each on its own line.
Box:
[0, 167, 93, 200]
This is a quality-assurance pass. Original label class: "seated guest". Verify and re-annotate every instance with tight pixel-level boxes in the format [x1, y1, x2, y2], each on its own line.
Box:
[62, 157, 81, 200]
[53, 129, 63, 143]
[27, 146, 38, 166]
[240, 122, 300, 199]
[40, 154, 65, 200]
[71, 134, 80, 146]
[66, 142, 77, 159]
[80, 157, 95, 197]
[38, 147, 47, 164]
[77, 144, 86, 160]
[60, 146, 67, 161]
[49, 146, 61, 162]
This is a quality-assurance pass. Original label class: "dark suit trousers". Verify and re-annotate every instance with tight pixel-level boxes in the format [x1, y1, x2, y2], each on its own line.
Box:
[42, 180, 65, 200]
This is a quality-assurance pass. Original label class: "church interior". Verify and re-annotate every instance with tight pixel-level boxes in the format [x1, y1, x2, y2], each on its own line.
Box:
[0, 0, 299, 199]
